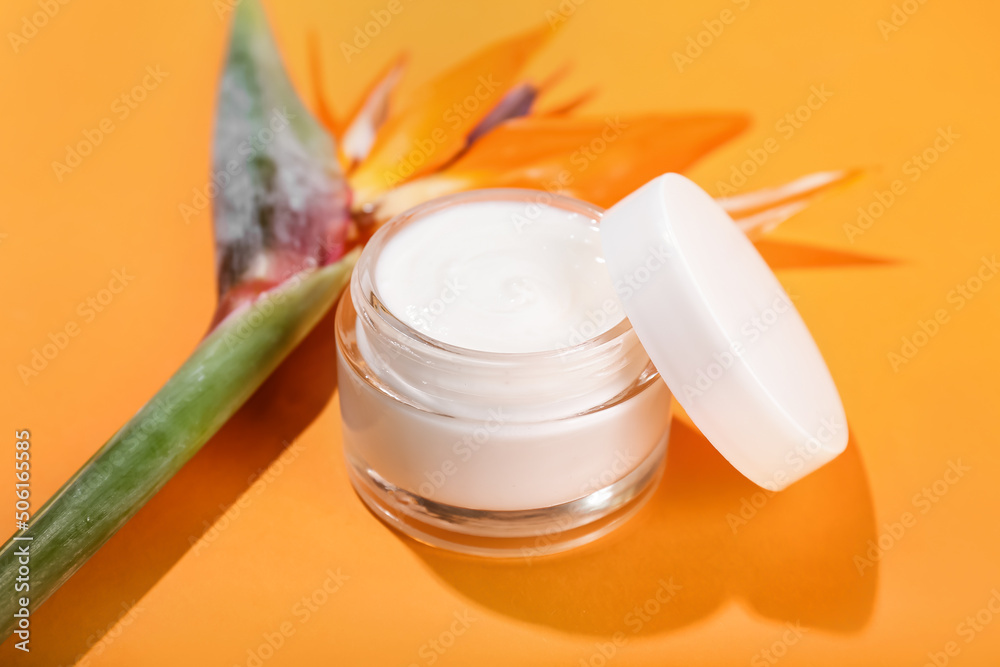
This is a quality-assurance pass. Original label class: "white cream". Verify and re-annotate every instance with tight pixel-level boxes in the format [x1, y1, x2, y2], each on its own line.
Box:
[373, 201, 624, 353]
[335, 191, 672, 555]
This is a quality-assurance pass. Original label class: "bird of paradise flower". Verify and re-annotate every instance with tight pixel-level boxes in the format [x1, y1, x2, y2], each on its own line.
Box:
[305, 21, 856, 239]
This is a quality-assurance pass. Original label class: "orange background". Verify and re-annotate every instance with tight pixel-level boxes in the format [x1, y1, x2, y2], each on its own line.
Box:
[2, 0, 999, 665]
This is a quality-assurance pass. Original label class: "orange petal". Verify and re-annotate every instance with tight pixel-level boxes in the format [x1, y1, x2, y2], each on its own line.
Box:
[340, 55, 408, 169]
[349, 24, 552, 204]
[466, 83, 538, 144]
[535, 89, 597, 117]
[371, 113, 748, 220]
[718, 169, 862, 238]
[529, 65, 595, 117]
[372, 173, 476, 220]
[306, 31, 340, 136]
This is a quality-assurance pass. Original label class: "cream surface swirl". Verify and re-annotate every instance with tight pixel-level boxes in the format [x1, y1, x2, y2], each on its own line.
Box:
[374, 200, 624, 353]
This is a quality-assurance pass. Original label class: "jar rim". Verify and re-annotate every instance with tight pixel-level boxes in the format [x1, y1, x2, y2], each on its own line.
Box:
[355, 187, 635, 363]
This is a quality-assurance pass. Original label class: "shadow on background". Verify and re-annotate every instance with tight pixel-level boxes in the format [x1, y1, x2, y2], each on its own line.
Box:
[0, 234, 885, 663]
[0, 304, 342, 667]
[409, 420, 879, 638]
[755, 239, 895, 270]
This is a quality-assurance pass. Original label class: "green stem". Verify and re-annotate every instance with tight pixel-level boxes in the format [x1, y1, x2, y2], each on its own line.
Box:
[0, 253, 356, 639]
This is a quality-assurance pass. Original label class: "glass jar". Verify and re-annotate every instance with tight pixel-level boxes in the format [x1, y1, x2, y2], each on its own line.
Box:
[335, 189, 672, 557]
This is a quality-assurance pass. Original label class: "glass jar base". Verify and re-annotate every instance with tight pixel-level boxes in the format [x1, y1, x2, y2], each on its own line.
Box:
[345, 433, 668, 558]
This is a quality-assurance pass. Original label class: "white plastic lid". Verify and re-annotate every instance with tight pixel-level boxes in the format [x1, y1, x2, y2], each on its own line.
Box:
[600, 174, 848, 490]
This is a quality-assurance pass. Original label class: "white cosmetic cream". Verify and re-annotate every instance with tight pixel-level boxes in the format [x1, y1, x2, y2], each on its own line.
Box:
[336, 176, 849, 557]
[373, 201, 623, 354]
[336, 190, 672, 556]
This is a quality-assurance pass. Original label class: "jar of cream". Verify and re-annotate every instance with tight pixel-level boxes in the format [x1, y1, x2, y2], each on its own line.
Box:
[335, 174, 848, 557]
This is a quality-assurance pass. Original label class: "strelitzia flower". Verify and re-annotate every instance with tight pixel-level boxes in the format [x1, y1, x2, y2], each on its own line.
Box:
[304, 17, 853, 239]
[0, 0, 853, 637]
